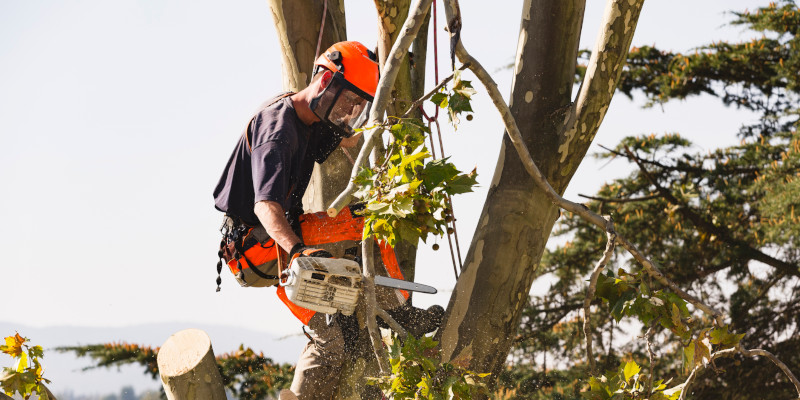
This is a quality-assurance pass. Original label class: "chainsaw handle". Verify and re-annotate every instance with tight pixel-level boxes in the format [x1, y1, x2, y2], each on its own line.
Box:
[280, 267, 296, 287]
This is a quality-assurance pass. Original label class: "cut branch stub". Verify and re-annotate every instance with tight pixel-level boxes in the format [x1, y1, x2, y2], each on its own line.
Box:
[157, 329, 226, 400]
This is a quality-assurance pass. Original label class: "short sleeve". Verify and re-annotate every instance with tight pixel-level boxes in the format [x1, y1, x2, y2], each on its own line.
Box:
[251, 139, 292, 207]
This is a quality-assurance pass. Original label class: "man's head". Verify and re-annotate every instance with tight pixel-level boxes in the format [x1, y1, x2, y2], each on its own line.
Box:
[309, 41, 379, 139]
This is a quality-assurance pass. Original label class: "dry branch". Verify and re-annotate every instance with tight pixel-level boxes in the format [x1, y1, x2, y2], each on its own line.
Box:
[377, 308, 409, 340]
[679, 347, 800, 400]
[583, 225, 617, 375]
[400, 63, 470, 119]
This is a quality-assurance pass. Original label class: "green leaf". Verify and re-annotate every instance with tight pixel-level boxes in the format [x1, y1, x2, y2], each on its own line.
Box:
[422, 158, 460, 188]
[367, 202, 390, 214]
[710, 325, 746, 348]
[670, 303, 683, 330]
[399, 149, 429, 170]
[683, 344, 695, 373]
[446, 169, 479, 195]
[623, 360, 641, 382]
[448, 93, 473, 113]
[28, 346, 44, 360]
[15, 352, 27, 373]
[430, 93, 448, 108]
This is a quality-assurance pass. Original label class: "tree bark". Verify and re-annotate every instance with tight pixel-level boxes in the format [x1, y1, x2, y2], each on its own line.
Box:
[436, 0, 586, 377]
[157, 329, 226, 400]
[267, 0, 351, 213]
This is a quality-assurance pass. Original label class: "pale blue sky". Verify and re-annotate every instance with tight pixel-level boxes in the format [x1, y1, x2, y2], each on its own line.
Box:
[0, 0, 766, 393]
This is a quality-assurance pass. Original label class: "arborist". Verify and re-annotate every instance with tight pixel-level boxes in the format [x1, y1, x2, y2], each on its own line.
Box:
[213, 41, 442, 400]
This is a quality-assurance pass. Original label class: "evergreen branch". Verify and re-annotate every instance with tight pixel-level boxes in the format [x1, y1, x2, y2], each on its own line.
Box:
[623, 145, 800, 279]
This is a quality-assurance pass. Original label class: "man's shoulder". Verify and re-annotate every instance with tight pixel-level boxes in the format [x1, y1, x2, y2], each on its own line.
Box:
[251, 94, 302, 148]
[254, 93, 295, 117]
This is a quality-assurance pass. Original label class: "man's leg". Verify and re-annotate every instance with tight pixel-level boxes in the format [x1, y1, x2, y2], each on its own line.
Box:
[290, 313, 346, 400]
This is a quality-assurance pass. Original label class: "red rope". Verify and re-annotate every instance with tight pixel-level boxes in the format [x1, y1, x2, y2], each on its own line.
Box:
[427, 1, 463, 278]
[314, 0, 329, 61]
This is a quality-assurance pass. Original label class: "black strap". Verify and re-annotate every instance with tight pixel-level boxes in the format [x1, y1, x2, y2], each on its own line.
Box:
[245, 92, 295, 153]
[239, 253, 280, 281]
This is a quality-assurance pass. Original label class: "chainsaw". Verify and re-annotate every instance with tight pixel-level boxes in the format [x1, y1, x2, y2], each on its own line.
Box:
[280, 256, 437, 316]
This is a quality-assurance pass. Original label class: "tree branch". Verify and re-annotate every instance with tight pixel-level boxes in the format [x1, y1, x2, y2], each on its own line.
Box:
[327, 0, 434, 216]
[362, 238, 391, 375]
[578, 193, 661, 204]
[400, 63, 470, 119]
[376, 308, 408, 340]
[584, 224, 617, 375]
[559, 0, 645, 165]
[679, 347, 800, 400]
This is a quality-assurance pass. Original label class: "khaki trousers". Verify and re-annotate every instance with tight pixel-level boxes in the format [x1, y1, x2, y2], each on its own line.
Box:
[290, 313, 346, 400]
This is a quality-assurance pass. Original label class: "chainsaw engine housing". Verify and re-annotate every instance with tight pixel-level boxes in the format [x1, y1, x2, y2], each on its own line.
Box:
[282, 256, 362, 315]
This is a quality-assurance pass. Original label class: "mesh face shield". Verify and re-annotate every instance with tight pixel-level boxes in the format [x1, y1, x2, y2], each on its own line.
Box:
[310, 72, 373, 138]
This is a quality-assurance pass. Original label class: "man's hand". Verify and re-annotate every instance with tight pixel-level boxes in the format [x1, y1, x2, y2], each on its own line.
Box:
[289, 243, 333, 259]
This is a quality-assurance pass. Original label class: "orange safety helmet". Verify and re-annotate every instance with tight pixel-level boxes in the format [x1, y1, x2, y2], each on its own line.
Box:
[310, 41, 380, 138]
[314, 41, 379, 97]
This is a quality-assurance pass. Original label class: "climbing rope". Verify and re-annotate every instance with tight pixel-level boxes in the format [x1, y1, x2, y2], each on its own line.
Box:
[314, 0, 329, 61]
[421, 0, 464, 279]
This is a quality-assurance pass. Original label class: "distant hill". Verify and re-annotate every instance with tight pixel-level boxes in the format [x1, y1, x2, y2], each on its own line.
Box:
[0, 321, 307, 395]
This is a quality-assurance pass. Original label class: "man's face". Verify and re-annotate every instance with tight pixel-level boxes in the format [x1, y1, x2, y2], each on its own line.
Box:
[310, 71, 373, 138]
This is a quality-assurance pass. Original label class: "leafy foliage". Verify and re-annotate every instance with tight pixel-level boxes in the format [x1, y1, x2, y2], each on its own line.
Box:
[369, 334, 489, 399]
[354, 73, 478, 247]
[582, 360, 682, 400]
[429, 71, 477, 127]
[1, 333, 51, 400]
[58, 343, 294, 400]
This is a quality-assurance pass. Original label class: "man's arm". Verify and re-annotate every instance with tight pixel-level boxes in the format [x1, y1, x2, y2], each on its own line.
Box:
[254, 200, 301, 253]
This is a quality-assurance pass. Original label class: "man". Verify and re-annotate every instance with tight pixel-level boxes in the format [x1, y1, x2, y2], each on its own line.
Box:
[213, 41, 379, 400]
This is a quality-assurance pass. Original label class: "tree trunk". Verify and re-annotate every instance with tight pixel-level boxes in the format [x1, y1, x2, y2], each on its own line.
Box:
[267, 0, 351, 213]
[436, 0, 587, 378]
[436, 0, 644, 392]
[157, 329, 226, 400]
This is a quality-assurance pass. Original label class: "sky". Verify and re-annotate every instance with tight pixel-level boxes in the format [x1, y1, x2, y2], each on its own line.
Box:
[0, 0, 768, 394]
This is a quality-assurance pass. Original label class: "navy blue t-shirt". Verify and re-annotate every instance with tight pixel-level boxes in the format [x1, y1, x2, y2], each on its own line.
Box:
[213, 94, 341, 226]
